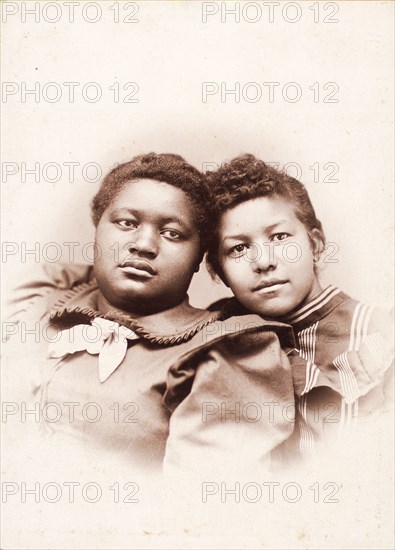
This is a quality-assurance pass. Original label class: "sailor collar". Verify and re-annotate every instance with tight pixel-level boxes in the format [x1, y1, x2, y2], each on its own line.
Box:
[211, 285, 348, 334]
[48, 281, 218, 346]
[280, 285, 347, 333]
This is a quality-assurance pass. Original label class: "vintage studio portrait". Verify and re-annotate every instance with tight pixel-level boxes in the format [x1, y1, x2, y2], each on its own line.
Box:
[1, 1, 394, 549]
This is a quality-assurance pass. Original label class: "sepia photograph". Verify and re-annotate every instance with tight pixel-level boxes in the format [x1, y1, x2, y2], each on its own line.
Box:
[1, 1, 394, 549]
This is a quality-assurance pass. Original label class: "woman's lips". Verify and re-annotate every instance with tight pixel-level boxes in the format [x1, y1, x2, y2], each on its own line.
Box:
[252, 280, 288, 293]
[119, 259, 156, 278]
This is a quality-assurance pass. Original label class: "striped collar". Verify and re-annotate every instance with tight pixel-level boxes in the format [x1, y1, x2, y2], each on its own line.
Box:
[210, 285, 348, 333]
[280, 285, 347, 333]
[48, 281, 218, 346]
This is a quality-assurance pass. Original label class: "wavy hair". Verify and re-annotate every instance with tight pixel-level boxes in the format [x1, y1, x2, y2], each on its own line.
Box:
[206, 153, 325, 279]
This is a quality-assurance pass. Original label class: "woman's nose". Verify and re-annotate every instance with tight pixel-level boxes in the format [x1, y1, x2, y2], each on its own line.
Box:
[250, 241, 279, 272]
[127, 227, 159, 258]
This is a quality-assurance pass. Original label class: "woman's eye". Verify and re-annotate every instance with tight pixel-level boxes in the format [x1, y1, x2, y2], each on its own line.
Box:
[161, 229, 181, 239]
[116, 220, 137, 229]
[271, 232, 290, 242]
[228, 243, 248, 257]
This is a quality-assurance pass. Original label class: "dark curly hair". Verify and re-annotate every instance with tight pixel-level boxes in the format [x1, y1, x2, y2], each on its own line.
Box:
[206, 153, 325, 279]
[91, 152, 209, 253]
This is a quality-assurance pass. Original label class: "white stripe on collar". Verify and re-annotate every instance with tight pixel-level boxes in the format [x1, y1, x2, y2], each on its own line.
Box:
[285, 285, 340, 324]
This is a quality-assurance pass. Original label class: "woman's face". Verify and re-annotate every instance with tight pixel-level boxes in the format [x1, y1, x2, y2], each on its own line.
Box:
[94, 179, 201, 315]
[218, 195, 322, 318]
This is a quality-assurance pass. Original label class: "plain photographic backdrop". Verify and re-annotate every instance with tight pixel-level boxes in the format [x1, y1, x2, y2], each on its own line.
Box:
[1, 3, 394, 548]
[2, 1, 393, 312]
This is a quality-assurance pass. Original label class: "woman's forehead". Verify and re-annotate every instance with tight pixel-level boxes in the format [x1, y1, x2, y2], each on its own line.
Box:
[109, 179, 194, 216]
[219, 196, 299, 234]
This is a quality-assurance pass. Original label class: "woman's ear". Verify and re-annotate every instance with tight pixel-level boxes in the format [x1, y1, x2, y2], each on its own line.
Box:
[310, 228, 325, 262]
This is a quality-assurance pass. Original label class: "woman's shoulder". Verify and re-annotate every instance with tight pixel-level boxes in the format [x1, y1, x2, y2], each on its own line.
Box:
[185, 312, 295, 351]
[207, 296, 248, 319]
[12, 262, 94, 294]
[4, 263, 95, 323]
[296, 289, 394, 403]
[328, 290, 393, 340]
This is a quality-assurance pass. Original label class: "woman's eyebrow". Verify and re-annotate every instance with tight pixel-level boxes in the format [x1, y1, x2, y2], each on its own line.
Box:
[222, 233, 249, 242]
[265, 220, 289, 232]
[110, 209, 190, 230]
[159, 216, 190, 231]
[222, 220, 290, 242]
[110, 207, 138, 216]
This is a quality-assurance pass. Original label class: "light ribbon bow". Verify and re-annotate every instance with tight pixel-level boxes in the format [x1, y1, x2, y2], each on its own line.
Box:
[48, 318, 139, 382]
